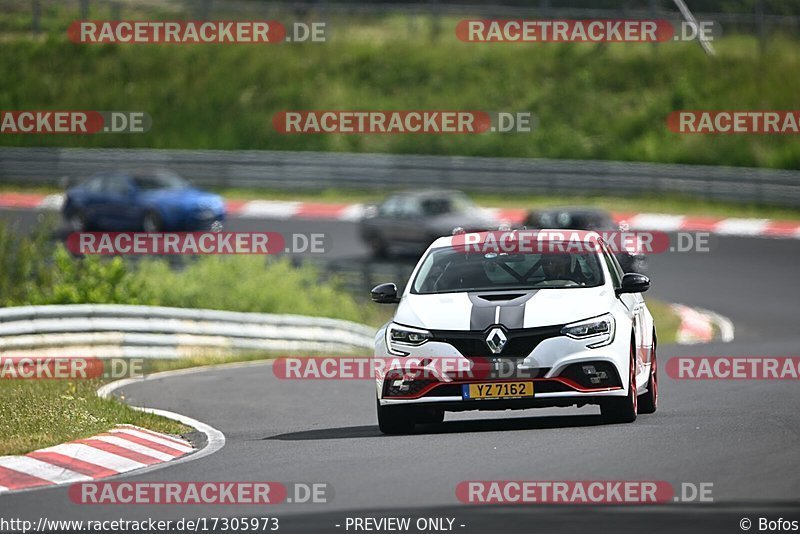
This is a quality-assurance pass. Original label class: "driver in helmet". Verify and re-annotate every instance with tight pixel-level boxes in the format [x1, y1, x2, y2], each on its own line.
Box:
[541, 253, 573, 281]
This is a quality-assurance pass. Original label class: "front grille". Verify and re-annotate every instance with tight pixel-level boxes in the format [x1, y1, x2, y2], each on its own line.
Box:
[429, 324, 565, 358]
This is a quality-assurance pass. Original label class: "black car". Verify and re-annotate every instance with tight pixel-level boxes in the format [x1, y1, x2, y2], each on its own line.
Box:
[360, 190, 497, 258]
[522, 207, 647, 273]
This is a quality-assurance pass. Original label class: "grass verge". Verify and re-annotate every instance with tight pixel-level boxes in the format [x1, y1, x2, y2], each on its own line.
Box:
[1, 30, 799, 170]
[0, 350, 357, 456]
[214, 187, 800, 221]
[0, 378, 190, 456]
[648, 299, 680, 346]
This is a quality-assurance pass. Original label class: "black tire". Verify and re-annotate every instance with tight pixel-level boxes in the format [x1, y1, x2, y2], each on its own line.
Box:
[66, 209, 89, 232]
[366, 233, 389, 259]
[142, 210, 163, 233]
[377, 399, 416, 435]
[416, 407, 445, 425]
[600, 342, 638, 424]
[637, 335, 658, 414]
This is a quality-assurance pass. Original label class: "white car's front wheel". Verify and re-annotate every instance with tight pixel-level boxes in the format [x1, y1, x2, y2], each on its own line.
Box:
[416, 407, 445, 425]
[377, 399, 416, 435]
[600, 343, 638, 424]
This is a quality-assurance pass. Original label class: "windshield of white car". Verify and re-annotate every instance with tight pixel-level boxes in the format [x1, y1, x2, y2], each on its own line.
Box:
[411, 247, 605, 294]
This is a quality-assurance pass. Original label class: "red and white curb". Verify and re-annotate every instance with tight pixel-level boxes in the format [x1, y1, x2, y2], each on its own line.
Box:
[0, 367, 229, 496]
[2, 192, 799, 239]
[0, 425, 192, 494]
[671, 303, 735, 345]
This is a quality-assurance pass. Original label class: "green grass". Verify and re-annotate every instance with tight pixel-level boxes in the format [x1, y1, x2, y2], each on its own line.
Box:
[0, 350, 354, 456]
[0, 378, 190, 456]
[0, 22, 798, 169]
[1, 229, 387, 326]
[213, 187, 800, 220]
[0, 184, 65, 194]
[648, 299, 680, 346]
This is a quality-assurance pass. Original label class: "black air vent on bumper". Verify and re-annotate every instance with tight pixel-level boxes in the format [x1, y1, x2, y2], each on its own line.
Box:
[559, 361, 622, 389]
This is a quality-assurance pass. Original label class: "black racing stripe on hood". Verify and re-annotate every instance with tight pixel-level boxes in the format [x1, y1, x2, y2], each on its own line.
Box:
[467, 291, 538, 330]
[468, 303, 496, 331]
[498, 304, 526, 330]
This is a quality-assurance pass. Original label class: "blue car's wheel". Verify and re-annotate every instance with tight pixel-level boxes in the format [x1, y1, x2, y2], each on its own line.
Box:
[142, 210, 163, 233]
[66, 209, 89, 232]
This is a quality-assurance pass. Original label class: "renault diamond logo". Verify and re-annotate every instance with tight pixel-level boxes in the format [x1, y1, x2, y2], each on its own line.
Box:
[486, 327, 507, 354]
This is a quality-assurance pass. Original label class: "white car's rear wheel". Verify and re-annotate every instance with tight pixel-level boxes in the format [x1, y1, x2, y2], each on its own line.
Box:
[637, 335, 658, 414]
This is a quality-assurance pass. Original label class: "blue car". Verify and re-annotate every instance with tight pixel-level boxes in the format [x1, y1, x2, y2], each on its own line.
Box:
[62, 170, 226, 232]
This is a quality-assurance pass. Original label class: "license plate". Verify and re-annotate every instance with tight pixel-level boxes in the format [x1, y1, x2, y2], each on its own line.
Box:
[462, 381, 534, 400]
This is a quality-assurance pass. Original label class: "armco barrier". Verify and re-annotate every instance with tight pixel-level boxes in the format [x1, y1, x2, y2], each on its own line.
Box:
[0, 304, 375, 359]
[1, 147, 799, 206]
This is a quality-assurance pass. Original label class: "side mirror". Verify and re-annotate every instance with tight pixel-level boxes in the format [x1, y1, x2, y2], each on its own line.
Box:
[616, 273, 650, 296]
[371, 282, 400, 304]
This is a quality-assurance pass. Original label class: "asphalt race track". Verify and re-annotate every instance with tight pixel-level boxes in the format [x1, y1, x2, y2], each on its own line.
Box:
[1, 207, 799, 533]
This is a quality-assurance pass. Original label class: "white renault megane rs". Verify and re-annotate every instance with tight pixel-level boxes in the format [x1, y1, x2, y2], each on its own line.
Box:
[370, 230, 658, 434]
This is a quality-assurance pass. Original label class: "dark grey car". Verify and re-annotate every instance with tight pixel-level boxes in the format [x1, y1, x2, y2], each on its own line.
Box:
[360, 190, 497, 258]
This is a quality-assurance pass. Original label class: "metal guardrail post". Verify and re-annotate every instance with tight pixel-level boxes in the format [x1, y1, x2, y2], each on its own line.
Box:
[31, 0, 41, 34]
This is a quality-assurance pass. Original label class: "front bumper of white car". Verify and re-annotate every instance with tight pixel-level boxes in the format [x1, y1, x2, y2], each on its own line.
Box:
[375, 317, 634, 410]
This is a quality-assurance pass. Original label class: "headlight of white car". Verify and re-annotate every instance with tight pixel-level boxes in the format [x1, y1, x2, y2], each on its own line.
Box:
[386, 323, 432, 356]
[561, 313, 616, 348]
